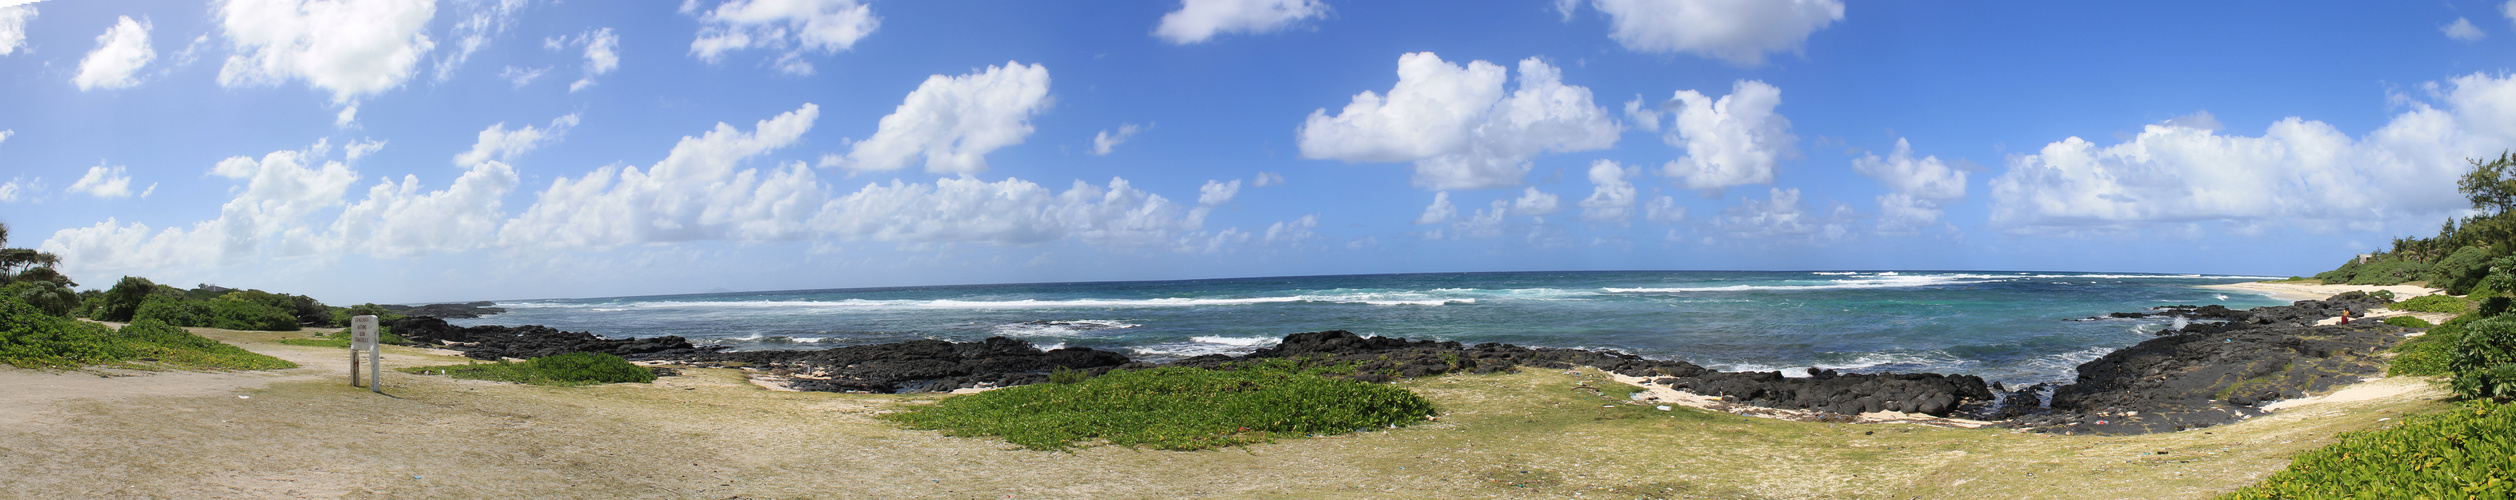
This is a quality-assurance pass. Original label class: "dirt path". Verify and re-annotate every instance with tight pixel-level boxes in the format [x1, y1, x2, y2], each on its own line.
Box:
[0, 326, 2457, 499]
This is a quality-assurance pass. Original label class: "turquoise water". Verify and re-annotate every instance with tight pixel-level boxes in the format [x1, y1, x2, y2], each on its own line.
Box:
[448, 271, 2289, 386]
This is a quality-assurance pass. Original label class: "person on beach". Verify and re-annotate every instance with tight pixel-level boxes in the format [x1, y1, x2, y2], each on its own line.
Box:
[2340, 309, 2350, 325]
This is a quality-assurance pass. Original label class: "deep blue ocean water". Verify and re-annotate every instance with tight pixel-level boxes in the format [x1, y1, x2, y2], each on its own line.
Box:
[447, 271, 2289, 386]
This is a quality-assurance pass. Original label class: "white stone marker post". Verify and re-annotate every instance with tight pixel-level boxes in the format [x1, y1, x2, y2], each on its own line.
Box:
[351, 315, 380, 393]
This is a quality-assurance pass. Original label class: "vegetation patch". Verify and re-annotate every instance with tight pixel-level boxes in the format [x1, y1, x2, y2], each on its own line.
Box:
[2222, 402, 2516, 499]
[2389, 294, 2471, 314]
[279, 326, 411, 348]
[1, 297, 296, 370]
[882, 359, 1439, 451]
[2380, 315, 2433, 328]
[403, 352, 658, 386]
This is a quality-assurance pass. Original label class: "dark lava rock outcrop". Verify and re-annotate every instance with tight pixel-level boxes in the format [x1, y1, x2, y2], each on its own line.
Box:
[690, 337, 1131, 393]
[386, 316, 715, 360]
[2001, 321, 2404, 435]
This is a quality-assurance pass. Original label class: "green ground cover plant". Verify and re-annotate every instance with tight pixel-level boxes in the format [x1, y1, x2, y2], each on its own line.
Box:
[0, 297, 295, 370]
[2381, 316, 2434, 329]
[882, 358, 1440, 451]
[2389, 294, 2472, 314]
[2221, 402, 2515, 499]
[403, 352, 658, 387]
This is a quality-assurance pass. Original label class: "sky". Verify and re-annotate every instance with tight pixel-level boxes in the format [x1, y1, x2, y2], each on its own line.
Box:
[4, 0, 2516, 304]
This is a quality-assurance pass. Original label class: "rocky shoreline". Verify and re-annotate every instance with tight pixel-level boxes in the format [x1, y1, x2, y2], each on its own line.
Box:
[386, 291, 2414, 434]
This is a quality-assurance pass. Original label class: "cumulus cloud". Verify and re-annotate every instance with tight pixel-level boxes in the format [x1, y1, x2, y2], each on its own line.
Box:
[1988, 74, 2516, 233]
[1092, 123, 1145, 156]
[43, 141, 362, 272]
[1717, 187, 1844, 239]
[1851, 138, 1964, 232]
[67, 164, 135, 199]
[688, 0, 877, 75]
[454, 114, 579, 167]
[331, 161, 520, 257]
[1254, 171, 1285, 187]
[1297, 53, 1620, 190]
[2447, 17, 2487, 42]
[0, 3, 32, 56]
[502, 104, 824, 249]
[1154, 0, 1327, 44]
[1645, 195, 1685, 222]
[826, 61, 1052, 175]
[812, 176, 1214, 249]
[1588, 0, 1844, 66]
[1579, 159, 1637, 222]
[1656, 80, 1794, 191]
[566, 27, 618, 92]
[433, 0, 531, 83]
[74, 16, 155, 91]
[216, 0, 438, 103]
[1415, 191, 1457, 224]
[1510, 187, 1561, 216]
[1263, 214, 1319, 244]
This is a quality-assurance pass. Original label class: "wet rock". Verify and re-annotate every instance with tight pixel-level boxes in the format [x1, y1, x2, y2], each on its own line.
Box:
[691, 337, 1132, 393]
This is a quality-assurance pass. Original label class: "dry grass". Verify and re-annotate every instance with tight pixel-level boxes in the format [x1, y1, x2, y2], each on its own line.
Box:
[0, 326, 2455, 498]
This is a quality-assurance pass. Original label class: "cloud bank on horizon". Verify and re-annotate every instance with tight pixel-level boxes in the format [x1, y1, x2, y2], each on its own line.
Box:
[3, 0, 2514, 303]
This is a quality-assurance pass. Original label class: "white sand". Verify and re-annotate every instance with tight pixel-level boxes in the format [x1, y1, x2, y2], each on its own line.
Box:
[2201, 281, 2442, 303]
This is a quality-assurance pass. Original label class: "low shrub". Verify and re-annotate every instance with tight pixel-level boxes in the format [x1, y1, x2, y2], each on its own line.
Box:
[883, 359, 1439, 451]
[2453, 364, 2516, 402]
[0, 297, 294, 370]
[132, 296, 211, 327]
[2221, 401, 2516, 499]
[114, 319, 296, 371]
[2, 281, 80, 317]
[404, 352, 658, 386]
[2381, 316, 2433, 328]
[206, 297, 299, 331]
[2391, 332, 2457, 377]
[2451, 317, 2516, 373]
[2389, 294, 2471, 314]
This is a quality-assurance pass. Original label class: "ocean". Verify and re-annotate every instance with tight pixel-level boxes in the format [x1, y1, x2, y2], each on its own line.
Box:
[446, 271, 2289, 387]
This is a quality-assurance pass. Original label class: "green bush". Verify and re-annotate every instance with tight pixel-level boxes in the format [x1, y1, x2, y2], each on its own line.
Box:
[2451, 316, 2516, 374]
[1, 298, 136, 368]
[2222, 402, 2516, 499]
[2346, 258, 2432, 286]
[2429, 245, 2496, 294]
[132, 296, 211, 327]
[2454, 364, 2516, 402]
[2381, 316, 2433, 328]
[95, 276, 159, 322]
[405, 352, 657, 386]
[1, 280, 79, 317]
[206, 296, 299, 331]
[114, 319, 296, 370]
[883, 359, 1440, 451]
[2389, 294, 2471, 314]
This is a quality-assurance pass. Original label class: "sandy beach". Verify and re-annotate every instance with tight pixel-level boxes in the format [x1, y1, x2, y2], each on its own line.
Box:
[2201, 281, 2445, 303]
[0, 324, 2455, 498]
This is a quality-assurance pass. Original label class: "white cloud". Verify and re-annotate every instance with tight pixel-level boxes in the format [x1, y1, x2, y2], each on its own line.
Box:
[1555, 0, 1580, 22]
[347, 138, 386, 160]
[826, 61, 1052, 175]
[331, 161, 520, 257]
[1579, 159, 1636, 222]
[1197, 179, 1241, 206]
[335, 104, 359, 128]
[44, 141, 362, 273]
[0, 176, 38, 203]
[74, 16, 155, 91]
[2505, 1, 2516, 27]
[1588, 0, 1844, 66]
[689, 0, 877, 75]
[1716, 187, 1842, 238]
[1297, 53, 1620, 190]
[1511, 186, 1561, 216]
[433, 0, 531, 83]
[1154, 0, 1327, 45]
[1624, 95, 1663, 132]
[1415, 191, 1456, 224]
[1989, 73, 2516, 232]
[1263, 214, 1318, 244]
[454, 114, 579, 167]
[1851, 138, 1964, 231]
[569, 27, 618, 92]
[0, 3, 32, 56]
[1092, 123, 1146, 156]
[1645, 195, 1685, 222]
[812, 176, 1213, 249]
[1253, 171, 1285, 187]
[1658, 79, 1793, 191]
[499, 65, 546, 87]
[0, 129, 11, 144]
[502, 104, 823, 249]
[216, 0, 438, 103]
[2447, 17, 2487, 42]
[171, 34, 211, 66]
[1456, 200, 1509, 238]
[67, 164, 134, 198]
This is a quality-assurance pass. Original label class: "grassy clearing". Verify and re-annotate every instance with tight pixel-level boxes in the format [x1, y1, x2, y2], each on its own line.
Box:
[883, 359, 1439, 451]
[276, 326, 409, 348]
[402, 352, 658, 387]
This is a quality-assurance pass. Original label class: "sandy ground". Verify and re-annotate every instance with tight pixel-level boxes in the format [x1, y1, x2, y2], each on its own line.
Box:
[2201, 281, 2443, 303]
[0, 326, 2460, 499]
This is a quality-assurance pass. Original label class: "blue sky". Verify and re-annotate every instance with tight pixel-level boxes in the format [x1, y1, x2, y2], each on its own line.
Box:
[4, 0, 2515, 304]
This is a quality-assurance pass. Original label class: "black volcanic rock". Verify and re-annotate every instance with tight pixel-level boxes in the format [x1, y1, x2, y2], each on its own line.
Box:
[691, 337, 1132, 393]
[386, 316, 715, 360]
[2001, 321, 2403, 434]
[381, 301, 507, 319]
